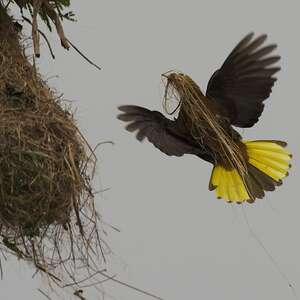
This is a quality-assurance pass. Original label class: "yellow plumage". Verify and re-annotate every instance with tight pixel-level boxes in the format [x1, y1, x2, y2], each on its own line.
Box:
[210, 140, 292, 203]
[211, 166, 250, 202]
[245, 140, 291, 181]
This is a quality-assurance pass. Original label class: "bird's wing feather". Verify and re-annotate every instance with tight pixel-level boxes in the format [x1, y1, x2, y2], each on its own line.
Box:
[118, 105, 198, 157]
[206, 33, 280, 128]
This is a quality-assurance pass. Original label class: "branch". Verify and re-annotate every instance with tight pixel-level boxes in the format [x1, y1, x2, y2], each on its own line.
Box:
[67, 38, 102, 71]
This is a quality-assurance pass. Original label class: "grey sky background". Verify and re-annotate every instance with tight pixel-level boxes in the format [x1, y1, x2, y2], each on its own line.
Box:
[1, 1, 300, 299]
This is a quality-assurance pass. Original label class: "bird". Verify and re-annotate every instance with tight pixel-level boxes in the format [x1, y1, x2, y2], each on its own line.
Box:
[117, 33, 292, 204]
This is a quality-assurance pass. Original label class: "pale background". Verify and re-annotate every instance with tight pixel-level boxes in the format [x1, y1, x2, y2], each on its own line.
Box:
[1, 1, 300, 299]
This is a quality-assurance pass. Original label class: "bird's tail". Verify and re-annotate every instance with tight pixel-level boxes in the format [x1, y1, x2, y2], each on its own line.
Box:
[209, 140, 292, 203]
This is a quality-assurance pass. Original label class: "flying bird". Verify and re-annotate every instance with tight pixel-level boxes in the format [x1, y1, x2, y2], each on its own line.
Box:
[118, 33, 292, 203]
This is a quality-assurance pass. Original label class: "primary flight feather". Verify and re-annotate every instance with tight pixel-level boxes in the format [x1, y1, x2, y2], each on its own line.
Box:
[118, 33, 291, 203]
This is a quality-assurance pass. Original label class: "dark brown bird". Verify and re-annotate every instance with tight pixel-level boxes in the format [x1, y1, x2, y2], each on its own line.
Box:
[118, 33, 291, 203]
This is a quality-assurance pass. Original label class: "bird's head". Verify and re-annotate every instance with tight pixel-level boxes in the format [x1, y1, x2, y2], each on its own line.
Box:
[162, 71, 191, 116]
[161, 70, 206, 116]
[162, 70, 247, 173]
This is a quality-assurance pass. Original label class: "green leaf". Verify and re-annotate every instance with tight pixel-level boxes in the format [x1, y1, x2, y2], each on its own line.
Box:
[58, 0, 71, 7]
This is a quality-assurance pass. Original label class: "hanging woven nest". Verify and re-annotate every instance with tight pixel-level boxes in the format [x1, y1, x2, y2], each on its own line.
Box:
[0, 6, 106, 290]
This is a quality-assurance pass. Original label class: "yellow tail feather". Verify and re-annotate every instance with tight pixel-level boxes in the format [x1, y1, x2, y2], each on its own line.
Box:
[209, 140, 292, 203]
[211, 166, 250, 203]
[245, 140, 291, 181]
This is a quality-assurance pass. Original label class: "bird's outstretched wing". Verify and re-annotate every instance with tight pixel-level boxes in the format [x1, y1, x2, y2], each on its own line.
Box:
[118, 105, 198, 156]
[206, 33, 280, 128]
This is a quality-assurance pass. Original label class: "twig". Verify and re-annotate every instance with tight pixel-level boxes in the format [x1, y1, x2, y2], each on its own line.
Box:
[85, 141, 114, 169]
[67, 38, 102, 71]
[74, 290, 86, 300]
[35, 263, 62, 283]
[79, 275, 117, 289]
[22, 15, 55, 59]
[38, 288, 53, 300]
[62, 268, 107, 288]
[0, 256, 3, 280]
[4, 0, 12, 9]
[98, 271, 164, 300]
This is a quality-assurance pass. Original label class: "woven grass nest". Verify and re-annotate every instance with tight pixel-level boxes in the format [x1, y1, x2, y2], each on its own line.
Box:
[0, 9, 105, 289]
